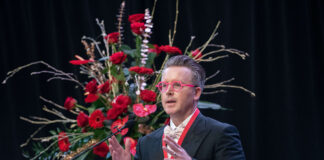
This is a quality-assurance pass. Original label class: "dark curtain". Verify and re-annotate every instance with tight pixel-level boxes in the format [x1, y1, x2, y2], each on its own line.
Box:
[1, 0, 323, 159]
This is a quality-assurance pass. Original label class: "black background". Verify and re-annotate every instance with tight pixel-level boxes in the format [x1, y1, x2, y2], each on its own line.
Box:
[1, 0, 323, 159]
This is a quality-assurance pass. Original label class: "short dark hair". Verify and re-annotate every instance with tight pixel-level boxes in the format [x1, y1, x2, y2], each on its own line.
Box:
[162, 55, 206, 90]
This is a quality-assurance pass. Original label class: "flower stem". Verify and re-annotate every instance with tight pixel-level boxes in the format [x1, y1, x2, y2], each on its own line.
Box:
[75, 104, 88, 111]
[151, 54, 169, 91]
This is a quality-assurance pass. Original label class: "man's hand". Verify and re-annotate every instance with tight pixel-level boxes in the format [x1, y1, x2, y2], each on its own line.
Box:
[162, 135, 192, 160]
[108, 136, 131, 160]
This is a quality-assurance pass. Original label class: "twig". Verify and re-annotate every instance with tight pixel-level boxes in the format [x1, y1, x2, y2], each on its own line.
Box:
[204, 83, 255, 97]
[184, 36, 196, 55]
[150, 54, 169, 90]
[42, 105, 75, 121]
[170, 0, 179, 46]
[31, 70, 74, 76]
[202, 90, 227, 94]
[205, 70, 220, 82]
[20, 125, 46, 147]
[30, 139, 59, 160]
[151, 0, 158, 20]
[82, 36, 104, 57]
[197, 55, 229, 63]
[2, 61, 84, 88]
[199, 21, 221, 54]
[20, 116, 76, 125]
[40, 96, 78, 115]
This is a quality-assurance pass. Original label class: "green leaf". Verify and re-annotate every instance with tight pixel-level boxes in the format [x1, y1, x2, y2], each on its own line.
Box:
[120, 44, 132, 50]
[88, 97, 107, 114]
[101, 67, 108, 74]
[135, 36, 142, 65]
[147, 43, 154, 49]
[197, 101, 230, 110]
[149, 110, 165, 126]
[145, 52, 157, 68]
[22, 150, 30, 158]
[120, 44, 136, 58]
[49, 130, 57, 135]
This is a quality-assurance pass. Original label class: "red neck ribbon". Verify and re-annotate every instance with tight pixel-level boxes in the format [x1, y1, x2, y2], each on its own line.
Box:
[162, 109, 200, 159]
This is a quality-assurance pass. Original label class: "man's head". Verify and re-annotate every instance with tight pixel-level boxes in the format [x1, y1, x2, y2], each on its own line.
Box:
[159, 55, 206, 118]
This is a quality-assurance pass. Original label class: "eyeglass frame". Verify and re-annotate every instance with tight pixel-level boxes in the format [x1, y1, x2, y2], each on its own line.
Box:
[155, 81, 196, 92]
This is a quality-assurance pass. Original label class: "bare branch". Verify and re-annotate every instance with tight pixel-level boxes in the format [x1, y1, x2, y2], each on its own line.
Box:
[40, 96, 78, 115]
[20, 116, 76, 125]
[2, 61, 84, 88]
[20, 125, 45, 147]
[170, 0, 179, 46]
[205, 70, 220, 82]
[184, 36, 196, 55]
[202, 90, 227, 95]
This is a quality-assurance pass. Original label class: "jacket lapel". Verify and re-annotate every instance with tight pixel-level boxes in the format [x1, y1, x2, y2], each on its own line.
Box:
[181, 113, 211, 157]
[149, 126, 164, 159]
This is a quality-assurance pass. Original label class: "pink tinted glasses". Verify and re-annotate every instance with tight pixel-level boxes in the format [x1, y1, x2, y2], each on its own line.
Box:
[155, 81, 195, 92]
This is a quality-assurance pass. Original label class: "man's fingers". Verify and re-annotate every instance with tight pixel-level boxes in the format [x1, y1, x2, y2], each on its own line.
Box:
[110, 136, 123, 151]
[163, 136, 181, 152]
[125, 138, 131, 153]
[162, 146, 175, 155]
[112, 150, 119, 160]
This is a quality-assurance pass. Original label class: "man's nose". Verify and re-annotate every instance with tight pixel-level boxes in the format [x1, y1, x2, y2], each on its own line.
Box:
[165, 84, 174, 95]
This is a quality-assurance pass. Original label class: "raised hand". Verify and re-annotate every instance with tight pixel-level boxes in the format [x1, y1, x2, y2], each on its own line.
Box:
[108, 136, 131, 160]
[162, 135, 192, 160]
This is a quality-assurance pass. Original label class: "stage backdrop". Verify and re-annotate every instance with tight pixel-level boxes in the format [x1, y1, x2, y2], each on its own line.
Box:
[0, 0, 323, 159]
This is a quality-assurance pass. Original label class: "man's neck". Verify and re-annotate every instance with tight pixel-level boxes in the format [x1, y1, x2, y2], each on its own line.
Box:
[170, 107, 196, 127]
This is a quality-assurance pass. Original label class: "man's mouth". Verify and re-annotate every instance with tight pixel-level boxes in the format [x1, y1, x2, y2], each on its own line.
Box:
[166, 100, 176, 104]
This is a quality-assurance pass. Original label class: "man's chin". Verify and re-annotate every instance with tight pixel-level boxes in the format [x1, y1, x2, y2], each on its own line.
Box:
[163, 107, 177, 116]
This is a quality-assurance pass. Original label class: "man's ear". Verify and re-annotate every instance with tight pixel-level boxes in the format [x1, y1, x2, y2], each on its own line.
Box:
[194, 87, 202, 101]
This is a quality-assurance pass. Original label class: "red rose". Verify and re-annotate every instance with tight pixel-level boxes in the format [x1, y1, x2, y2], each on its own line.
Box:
[93, 142, 109, 157]
[105, 32, 120, 44]
[191, 49, 202, 59]
[111, 116, 129, 135]
[131, 22, 145, 35]
[149, 44, 161, 55]
[123, 137, 137, 156]
[58, 132, 70, 152]
[129, 66, 142, 73]
[107, 95, 131, 120]
[85, 79, 98, 94]
[133, 103, 157, 117]
[64, 97, 77, 110]
[84, 93, 99, 103]
[69, 59, 94, 65]
[109, 51, 127, 64]
[159, 45, 182, 55]
[112, 94, 131, 109]
[140, 90, 156, 102]
[89, 110, 105, 129]
[141, 68, 154, 75]
[106, 107, 124, 120]
[128, 13, 145, 23]
[77, 111, 89, 127]
[129, 66, 154, 75]
[98, 80, 111, 94]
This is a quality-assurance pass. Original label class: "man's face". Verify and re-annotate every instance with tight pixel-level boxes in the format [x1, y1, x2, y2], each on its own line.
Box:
[161, 66, 201, 118]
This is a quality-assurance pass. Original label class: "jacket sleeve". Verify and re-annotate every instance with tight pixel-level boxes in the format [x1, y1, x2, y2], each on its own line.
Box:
[134, 137, 143, 160]
[214, 125, 246, 160]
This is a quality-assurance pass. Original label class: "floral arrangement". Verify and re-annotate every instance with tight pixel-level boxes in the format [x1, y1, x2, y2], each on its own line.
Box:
[2, 0, 254, 159]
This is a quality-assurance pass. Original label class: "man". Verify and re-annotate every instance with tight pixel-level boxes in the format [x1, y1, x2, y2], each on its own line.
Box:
[109, 55, 245, 160]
